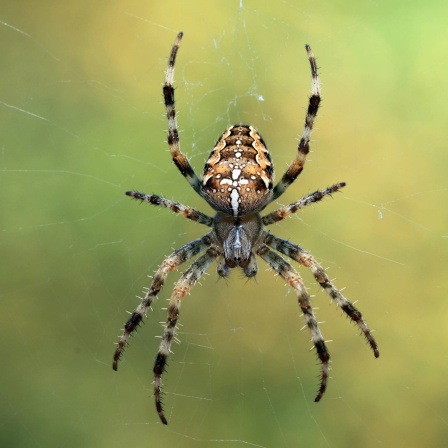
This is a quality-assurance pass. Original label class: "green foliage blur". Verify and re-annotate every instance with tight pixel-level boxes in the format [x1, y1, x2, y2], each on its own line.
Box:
[2, 1, 448, 447]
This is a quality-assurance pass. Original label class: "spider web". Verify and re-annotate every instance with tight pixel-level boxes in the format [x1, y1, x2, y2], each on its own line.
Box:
[2, 1, 448, 447]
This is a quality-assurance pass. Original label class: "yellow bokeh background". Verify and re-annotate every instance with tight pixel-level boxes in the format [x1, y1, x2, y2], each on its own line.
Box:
[2, 1, 448, 447]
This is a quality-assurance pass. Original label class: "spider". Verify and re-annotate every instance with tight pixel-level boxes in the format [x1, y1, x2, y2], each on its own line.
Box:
[113, 32, 379, 425]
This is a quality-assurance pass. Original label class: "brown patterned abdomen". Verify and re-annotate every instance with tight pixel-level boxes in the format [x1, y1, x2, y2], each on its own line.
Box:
[202, 125, 274, 217]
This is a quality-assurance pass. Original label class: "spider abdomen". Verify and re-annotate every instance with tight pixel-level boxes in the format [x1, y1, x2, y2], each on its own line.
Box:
[202, 125, 274, 217]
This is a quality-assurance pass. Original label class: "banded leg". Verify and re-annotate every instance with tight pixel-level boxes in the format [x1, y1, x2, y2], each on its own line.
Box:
[256, 245, 330, 402]
[126, 191, 213, 227]
[112, 234, 212, 370]
[154, 247, 218, 425]
[272, 44, 321, 201]
[263, 232, 380, 358]
[263, 182, 345, 226]
[164, 32, 203, 195]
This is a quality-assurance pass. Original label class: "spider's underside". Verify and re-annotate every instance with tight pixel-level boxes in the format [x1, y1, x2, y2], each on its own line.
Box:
[113, 32, 379, 425]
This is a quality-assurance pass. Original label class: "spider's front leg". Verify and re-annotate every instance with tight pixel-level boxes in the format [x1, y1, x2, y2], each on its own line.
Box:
[112, 234, 212, 370]
[256, 245, 330, 402]
[154, 247, 218, 425]
[263, 232, 380, 358]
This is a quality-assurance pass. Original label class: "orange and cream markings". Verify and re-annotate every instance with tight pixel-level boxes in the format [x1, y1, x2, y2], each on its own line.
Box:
[202, 125, 273, 217]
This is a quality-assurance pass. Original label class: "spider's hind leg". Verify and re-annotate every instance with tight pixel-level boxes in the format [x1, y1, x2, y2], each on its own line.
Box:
[271, 44, 321, 202]
[163, 32, 203, 196]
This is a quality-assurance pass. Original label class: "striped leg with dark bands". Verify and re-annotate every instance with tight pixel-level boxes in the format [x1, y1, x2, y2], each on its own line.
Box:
[272, 44, 321, 201]
[263, 232, 380, 358]
[112, 234, 212, 370]
[164, 32, 203, 195]
[256, 245, 330, 402]
[154, 247, 218, 424]
[263, 182, 346, 226]
[126, 191, 213, 227]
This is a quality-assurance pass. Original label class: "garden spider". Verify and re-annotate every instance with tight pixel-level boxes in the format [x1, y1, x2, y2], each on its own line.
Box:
[113, 32, 379, 425]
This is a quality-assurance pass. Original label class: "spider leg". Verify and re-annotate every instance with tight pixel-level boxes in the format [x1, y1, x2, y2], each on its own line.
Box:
[256, 245, 330, 402]
[126, 191, 213, 227]
[154, 247, 218, 425]
[164, 32, 203, 195]
[263, 182, 345, 226]
[263, 232, 379, 358]
[112, 234, 212, 370]
[272, 45, 320, 202]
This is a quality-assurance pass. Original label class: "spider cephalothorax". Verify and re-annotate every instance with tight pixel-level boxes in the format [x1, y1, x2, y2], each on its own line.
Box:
[113, 32, 379, 425]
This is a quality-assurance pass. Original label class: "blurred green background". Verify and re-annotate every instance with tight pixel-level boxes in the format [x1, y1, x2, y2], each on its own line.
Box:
[2, 1, 448, 447]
